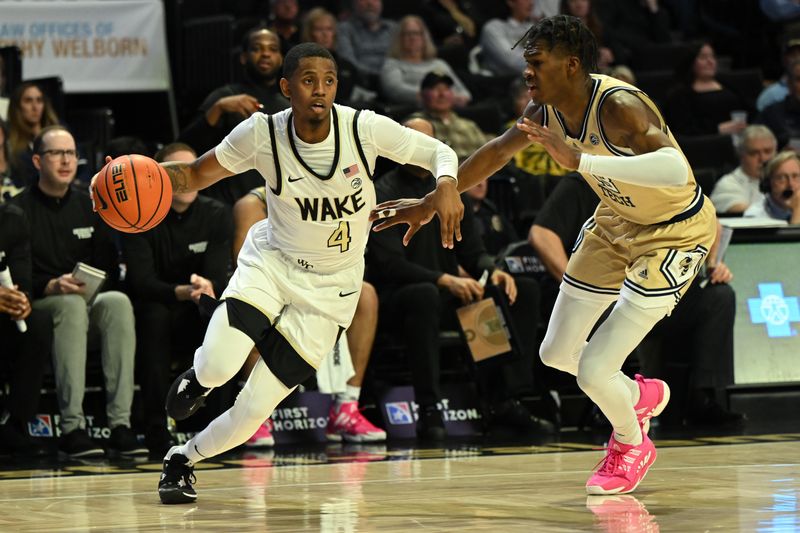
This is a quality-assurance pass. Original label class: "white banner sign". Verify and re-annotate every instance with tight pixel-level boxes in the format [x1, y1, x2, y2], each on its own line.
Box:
[0, 0, 170, 93]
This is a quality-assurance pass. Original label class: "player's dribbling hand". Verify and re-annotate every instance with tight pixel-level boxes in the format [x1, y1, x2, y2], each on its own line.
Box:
[516, 118, 581, 170]
[89, 156, 114, 212]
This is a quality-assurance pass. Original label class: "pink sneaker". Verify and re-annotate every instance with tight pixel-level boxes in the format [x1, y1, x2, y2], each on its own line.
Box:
[586, 494, 660, 533]
[245, 419, 274, 448]
[586, 434, 657, 495]
[326, 401, 387, 443]
[633, 374, 670, 434]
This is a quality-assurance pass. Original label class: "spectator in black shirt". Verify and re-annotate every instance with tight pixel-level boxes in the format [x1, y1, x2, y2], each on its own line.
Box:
[122, 143, 233, 456]
[0, 202, 52, 457]
[179, 27, 289, 205]
[368, 118, 551, 439]
[759, 59, 800, 150]
[11, 125, 143, 458]
[464, 178, 518, 257]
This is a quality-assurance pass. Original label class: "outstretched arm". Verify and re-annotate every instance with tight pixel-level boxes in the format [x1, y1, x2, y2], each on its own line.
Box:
[161, 149, 234, 193]
[371, 102, 539, 246]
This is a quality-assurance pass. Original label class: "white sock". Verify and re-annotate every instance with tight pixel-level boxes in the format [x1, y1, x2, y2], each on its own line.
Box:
[336, 384, 360, 404]
[620, 372, 640, 405]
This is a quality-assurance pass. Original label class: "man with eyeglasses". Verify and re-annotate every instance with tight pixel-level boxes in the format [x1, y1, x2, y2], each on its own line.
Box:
[10, 125, 145, 458]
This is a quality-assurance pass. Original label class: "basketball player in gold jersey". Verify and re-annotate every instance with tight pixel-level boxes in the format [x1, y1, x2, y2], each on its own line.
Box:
[371, 15, 717, 495]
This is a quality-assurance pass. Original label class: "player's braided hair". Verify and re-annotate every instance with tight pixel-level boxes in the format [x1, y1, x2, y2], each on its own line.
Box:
[515, 15, 598, 74]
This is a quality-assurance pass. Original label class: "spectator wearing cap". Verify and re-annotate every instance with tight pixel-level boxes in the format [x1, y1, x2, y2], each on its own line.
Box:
[757, 37, 800, 112]
[380, 15, 471, 108]
[408, 71, 490, 162]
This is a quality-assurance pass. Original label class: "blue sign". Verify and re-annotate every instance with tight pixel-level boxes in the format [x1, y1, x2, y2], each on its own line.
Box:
[747, 283, 800, 338]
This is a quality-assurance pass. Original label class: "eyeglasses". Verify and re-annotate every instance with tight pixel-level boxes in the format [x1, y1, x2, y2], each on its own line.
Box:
[41, 149, 78, 159]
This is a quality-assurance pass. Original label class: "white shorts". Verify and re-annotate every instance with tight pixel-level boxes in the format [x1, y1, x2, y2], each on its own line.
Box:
[223, 224, 364, 369]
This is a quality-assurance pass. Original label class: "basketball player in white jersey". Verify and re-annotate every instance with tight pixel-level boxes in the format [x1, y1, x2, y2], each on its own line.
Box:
[90, 43, 460, 504]
[372, 15, 717, 495]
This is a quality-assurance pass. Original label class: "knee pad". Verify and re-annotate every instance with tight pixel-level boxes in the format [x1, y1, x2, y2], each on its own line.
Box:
[225, 297, 315, 389]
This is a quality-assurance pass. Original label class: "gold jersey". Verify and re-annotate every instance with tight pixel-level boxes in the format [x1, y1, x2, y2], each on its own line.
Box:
[540, 74, 702, 225]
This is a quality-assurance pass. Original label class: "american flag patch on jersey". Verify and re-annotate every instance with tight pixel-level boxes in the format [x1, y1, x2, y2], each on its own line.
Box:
[342, 163, 360, 177]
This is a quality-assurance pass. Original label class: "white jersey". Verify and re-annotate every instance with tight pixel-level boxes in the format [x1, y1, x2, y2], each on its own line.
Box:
[216, 104, 458, 274]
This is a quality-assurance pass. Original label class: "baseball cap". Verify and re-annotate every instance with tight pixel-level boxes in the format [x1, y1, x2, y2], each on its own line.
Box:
[420, 71, 454, 90]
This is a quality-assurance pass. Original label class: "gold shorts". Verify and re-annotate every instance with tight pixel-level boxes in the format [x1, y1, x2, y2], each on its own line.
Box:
[563, 198, 717, 309]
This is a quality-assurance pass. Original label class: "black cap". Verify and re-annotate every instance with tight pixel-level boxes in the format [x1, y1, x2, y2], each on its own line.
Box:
[420, 70, 454, 90]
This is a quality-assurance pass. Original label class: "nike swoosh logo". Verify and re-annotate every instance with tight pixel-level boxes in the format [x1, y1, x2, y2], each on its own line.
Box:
[93, 186, 108, 210]
[287, 176, 304, 183]
[339, 290, 358, 297]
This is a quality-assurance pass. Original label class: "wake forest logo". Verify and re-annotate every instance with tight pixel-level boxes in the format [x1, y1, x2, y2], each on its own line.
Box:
[590, 174, 635, 207]
[111, 164, 128, 203]
[589, 133, 600, 146]
[295, 188, 365, 222]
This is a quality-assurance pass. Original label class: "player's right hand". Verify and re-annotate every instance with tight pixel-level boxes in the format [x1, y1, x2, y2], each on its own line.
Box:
[89, 155, 114, 212]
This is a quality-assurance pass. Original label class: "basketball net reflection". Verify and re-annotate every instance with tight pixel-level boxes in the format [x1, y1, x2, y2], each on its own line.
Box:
[586, 494, 660, 533]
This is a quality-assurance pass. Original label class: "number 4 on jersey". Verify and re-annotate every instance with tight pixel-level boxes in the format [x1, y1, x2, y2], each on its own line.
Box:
[327, 221, 351, 253]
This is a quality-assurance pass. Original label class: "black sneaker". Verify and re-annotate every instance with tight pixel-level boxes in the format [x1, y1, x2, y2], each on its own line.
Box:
[158, 450, 197, 504]
[416, 404, 446, 441]
[165, 368, 212, 421]
[109, 426, 148, 456]
[59, 429, 105, 458]
[491, 398, 557, 434]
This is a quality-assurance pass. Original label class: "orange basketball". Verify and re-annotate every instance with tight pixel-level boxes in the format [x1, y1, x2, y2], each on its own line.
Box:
[93, 154, 173, 233]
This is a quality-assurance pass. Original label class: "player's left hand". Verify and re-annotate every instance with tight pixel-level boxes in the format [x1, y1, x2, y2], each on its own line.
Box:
[708, 261, 733, 284]
[516, 118, 581, 170]
[370, 179, 463, 248]
[490, 269, 517, 304]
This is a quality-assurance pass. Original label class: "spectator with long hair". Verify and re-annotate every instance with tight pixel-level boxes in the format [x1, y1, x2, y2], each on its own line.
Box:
[560, 0, 625, 69]
[301, 7, 359, 103]
[7, 82, 60, 186]
[665, 41, 749, 136]
[381, 15, 471, 107]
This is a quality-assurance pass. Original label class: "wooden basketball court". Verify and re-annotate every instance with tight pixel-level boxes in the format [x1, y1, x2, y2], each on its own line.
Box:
[2, 434, 798, 531]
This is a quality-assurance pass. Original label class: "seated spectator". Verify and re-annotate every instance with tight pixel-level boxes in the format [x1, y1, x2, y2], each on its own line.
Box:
[530, 174, 743, 426]
[710, 125, 777, 214]
[269, 0, 302, 55]
[756, 37, 800, 112]
[121, 143, 233, 456]
[6, 82, 60, 187]
[381, 15, 471, 108]
[369, 118, 553, 439]
[336, 0, 397, 83]
[479, 0, 535, 77]
[665, 41, 749, 137]
[744, 150, 800, 223]
[419, 0, 483, 65]
[560, 0, 624, 69]
[1, 118, 23, 201]
[408, 71, 489, 161]
[464, 178, 518, 257]
[596, 0, 671, 61]
[301, 7, 360, 104]
[179, 27, 289, 205]
[0, 202, 53, 456]
[759, 59, 800, 150]
[232, 186, 386, 445]
[11, 126, 143, 458]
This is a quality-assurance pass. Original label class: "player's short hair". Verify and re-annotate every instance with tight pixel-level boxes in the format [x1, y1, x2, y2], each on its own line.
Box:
[283, 43, 337, 79]
[154, 142, 196, 163]
[517, 15, 598, 74]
